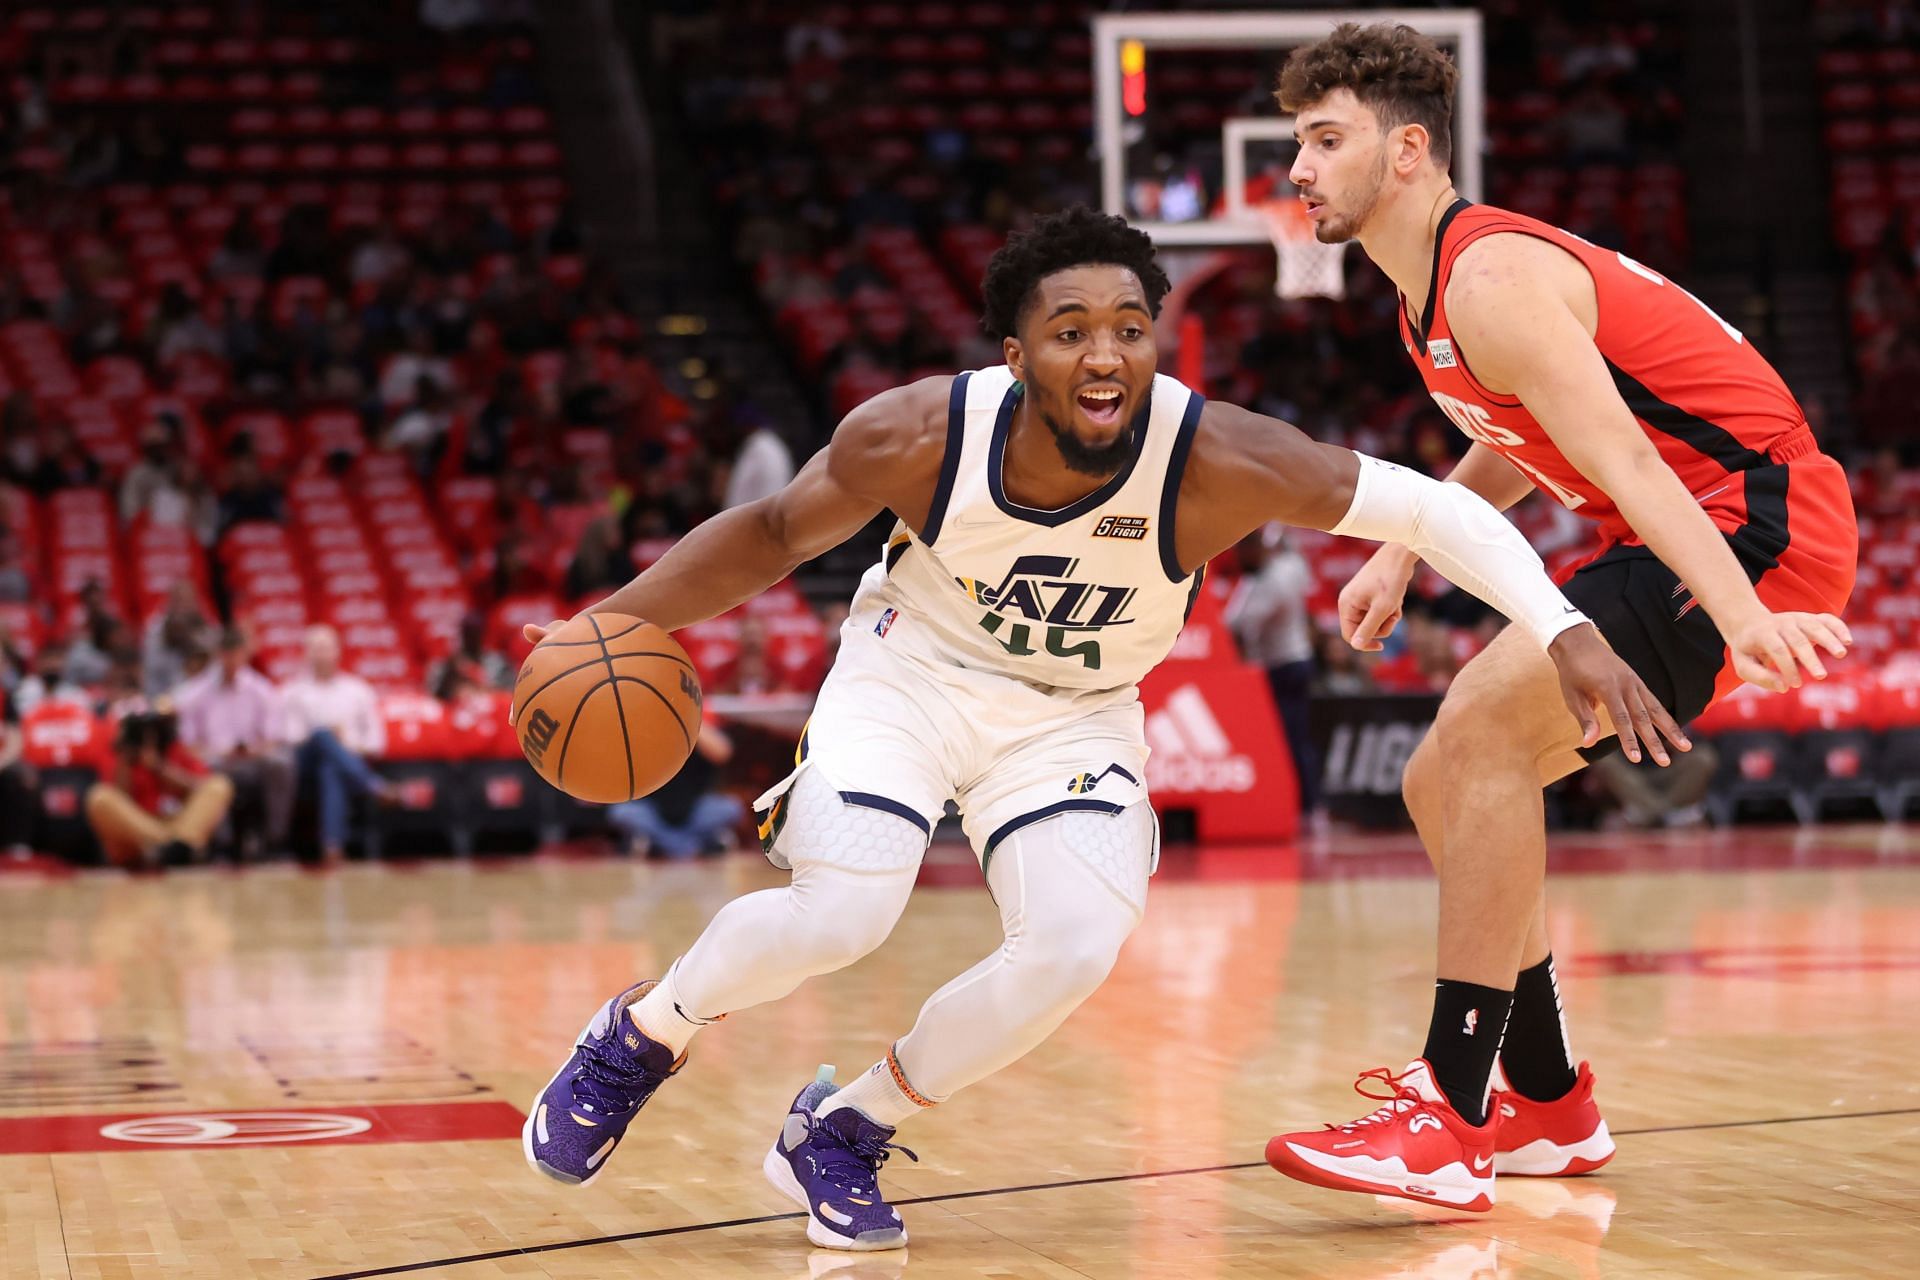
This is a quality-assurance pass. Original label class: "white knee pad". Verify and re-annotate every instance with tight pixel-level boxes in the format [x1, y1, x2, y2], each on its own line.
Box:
[990, 800, 1155, 924]
[760, 765, 930, 873]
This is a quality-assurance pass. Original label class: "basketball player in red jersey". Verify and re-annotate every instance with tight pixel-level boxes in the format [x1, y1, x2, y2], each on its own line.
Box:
[1261, 24, 1857, 1212]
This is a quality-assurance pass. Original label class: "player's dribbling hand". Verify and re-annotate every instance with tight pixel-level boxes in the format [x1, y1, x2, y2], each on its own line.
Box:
[1726, 611, 1851, 694]
[1547, 624, 1692, 766]
[1338, 546, 1417, 652]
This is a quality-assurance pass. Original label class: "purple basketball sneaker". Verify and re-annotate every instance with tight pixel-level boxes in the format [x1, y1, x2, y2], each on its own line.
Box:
[522, 980, 683, 1187]
[762, 1067, 919, 1251]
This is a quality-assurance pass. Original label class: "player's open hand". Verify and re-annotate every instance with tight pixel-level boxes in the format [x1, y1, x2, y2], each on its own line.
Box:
[1338, 546, 1417, 652]
[1726, 611, 1850, 694]
[1547, 623, 1691, 765]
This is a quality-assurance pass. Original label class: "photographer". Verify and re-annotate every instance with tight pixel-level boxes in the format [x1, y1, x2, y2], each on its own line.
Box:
[83, 700, 233, 868]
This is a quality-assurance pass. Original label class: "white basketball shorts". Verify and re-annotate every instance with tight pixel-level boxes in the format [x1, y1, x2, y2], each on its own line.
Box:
[754, 615, 1156, 873]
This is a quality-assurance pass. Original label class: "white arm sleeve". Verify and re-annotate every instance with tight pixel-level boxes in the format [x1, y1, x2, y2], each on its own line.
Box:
[1330, 453, 1589, 649]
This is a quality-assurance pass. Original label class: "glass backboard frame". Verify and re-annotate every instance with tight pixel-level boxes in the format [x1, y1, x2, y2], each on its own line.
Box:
[1093, 9, 1486, 247]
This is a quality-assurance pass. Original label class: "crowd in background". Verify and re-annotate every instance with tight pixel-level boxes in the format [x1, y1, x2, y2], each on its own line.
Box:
[0, 1, 1915, 868]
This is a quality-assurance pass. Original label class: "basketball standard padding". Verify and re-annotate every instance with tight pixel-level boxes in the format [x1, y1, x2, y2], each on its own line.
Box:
[511, 613, 703, 804]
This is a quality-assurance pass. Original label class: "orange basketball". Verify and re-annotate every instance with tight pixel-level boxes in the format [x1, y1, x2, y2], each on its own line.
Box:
[511, 613, 703, 804]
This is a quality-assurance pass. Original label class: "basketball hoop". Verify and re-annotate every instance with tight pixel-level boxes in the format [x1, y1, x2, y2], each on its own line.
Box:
[1257, 199, 1348, 301]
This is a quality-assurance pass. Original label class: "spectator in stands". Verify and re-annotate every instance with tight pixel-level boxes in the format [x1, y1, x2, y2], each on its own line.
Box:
[143, 581, 214, 697]
[1226, 528, 1320, 816]
[722, 415, 795, 509]
[464, 368, 525, 473]
[350, 225, 412, 290]
[1856, 447, 1914, 520]
[209, 221, 266, 281]
[728, 618, 777, 696]
[0, 528, 32, 603]
[264, 204, 332, 284]
[1313, 629, 1377, 697]
[379, 327, 456, 409]
[118, 421, 177, 520]
[119, 420, 215, 539]
[24, 422, 100, 495]
[1589, 738, 1721, 830]
[1, 393, 42, 486]
[215, 447, 285, 536]
[384, 376, 455, 473]
[490, 530, 548, 601]
[427, 612, 515, 693]
[0, 618, 28, 694]
[14, 640, 84, 717]
[1861, 331, 1920, 459]
[281, 625, 393, 864]
[564, 516, 636, 602]
[177, 627, 294, 862]
[559, 348, 616, 427]
[64, 604, 128, 691]
[100, 645, 147, 721]
[0, 702, 33, 858]
[1405, 610, 1459, 694]
[84, 701, 233, 868]
[604, 714, 743, 860]
[148, 283, 220, 367]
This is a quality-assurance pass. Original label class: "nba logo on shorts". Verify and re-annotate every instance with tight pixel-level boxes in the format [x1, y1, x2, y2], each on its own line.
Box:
[1429, 338, 1457, 369]
[874, 608, 899, 638]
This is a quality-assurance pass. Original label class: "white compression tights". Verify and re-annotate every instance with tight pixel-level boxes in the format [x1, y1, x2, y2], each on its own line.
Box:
[636, 768, 1152, 1111]
[649, 771, 927, 1034]
[893, 801, 1152, 1102]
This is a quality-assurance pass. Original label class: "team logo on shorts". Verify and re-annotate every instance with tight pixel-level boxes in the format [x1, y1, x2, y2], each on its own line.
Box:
[1066, 762, 1137, 794]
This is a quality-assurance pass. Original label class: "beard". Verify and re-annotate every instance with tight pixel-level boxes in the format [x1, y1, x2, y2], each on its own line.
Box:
[1314, 147, 1389, 244]
[1041, 406, 1135, 477]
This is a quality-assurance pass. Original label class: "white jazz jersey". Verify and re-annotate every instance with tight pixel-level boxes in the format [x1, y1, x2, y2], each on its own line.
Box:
[849, 364, 1206, 694]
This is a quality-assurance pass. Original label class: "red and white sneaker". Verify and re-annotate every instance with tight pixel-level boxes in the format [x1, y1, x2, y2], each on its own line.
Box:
[1265, 1060, 1498, 1212]
[1490, 1060, 1615, 1176]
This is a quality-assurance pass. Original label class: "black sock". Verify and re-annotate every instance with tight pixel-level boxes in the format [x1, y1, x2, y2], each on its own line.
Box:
[1499, 954, 1579, 1103]
[1421, 979, 1512, 1126]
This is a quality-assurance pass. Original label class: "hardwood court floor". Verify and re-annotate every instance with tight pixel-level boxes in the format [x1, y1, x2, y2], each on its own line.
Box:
[4, 825, 1920, 1279]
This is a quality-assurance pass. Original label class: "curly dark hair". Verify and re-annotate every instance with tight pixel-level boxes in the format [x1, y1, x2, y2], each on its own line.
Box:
[980, 207, 1171, 341]
[1276, 22, 1458, 169]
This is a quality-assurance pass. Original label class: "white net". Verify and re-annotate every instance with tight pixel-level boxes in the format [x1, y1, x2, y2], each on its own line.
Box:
[1260, 200, 1348, 300]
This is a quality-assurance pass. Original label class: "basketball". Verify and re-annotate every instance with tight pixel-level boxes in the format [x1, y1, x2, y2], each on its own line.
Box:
[511, 613, 704, 804]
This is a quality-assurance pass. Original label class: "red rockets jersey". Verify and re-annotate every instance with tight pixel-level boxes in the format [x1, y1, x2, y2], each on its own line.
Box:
[1397, 200, 1822, 548]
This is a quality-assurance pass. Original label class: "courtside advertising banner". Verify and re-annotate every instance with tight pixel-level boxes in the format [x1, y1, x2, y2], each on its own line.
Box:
[1138, 665, 1297, 841]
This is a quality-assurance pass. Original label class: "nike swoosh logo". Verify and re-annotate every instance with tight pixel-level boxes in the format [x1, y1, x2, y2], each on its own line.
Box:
[1472, 1154, 1493, 1171]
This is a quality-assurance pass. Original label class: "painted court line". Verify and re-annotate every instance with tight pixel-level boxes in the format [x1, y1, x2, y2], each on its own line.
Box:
[302, 1105, 1920, 1280]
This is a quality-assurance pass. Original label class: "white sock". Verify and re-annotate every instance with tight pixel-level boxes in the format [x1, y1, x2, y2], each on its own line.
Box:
[816, 1048, 933, 1129]
[630, 961, 722, 1056]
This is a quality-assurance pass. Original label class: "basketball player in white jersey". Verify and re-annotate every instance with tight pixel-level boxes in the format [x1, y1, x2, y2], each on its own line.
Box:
[519, 207, 1685, 1251]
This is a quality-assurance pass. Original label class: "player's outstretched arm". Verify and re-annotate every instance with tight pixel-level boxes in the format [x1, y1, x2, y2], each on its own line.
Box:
[1444, 239, 1849, 693]
[1342, 443, 1537, 650]
[530, 379, 947, 640]
[1179, 400, 1688, 762]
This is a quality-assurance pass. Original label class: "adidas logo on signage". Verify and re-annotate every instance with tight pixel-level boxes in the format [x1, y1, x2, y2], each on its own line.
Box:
[1145, 685, 1256, 793]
